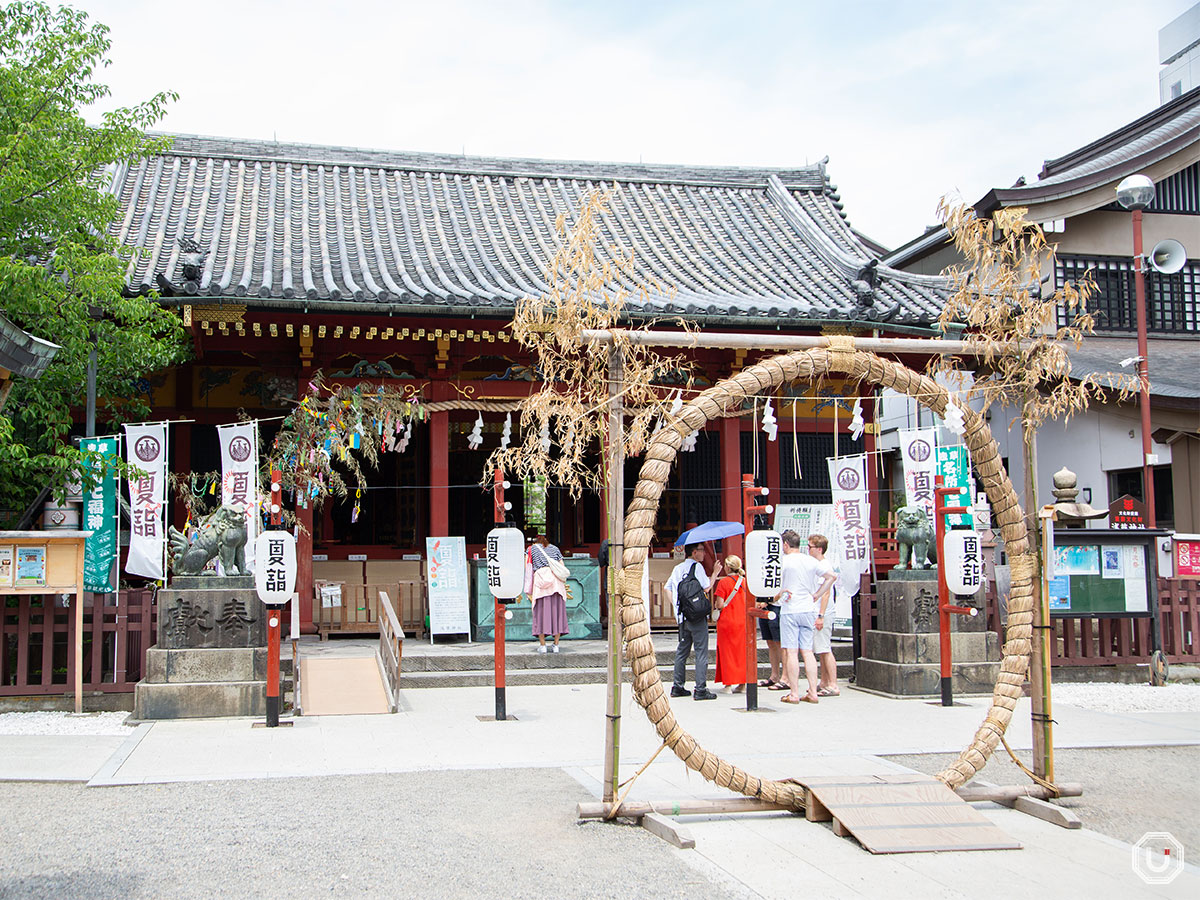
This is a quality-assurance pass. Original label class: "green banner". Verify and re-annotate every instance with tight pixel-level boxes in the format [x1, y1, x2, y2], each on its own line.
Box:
[524, 475, 547, 528]
[82, 436, 119, 592]
[936, 445, 974, 529]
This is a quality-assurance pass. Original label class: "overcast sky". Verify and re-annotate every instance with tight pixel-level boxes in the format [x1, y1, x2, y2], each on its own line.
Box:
[79, 0, 1191, 249]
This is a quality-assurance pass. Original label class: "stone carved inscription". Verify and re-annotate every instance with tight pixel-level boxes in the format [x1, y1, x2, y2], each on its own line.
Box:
[912, 588, 937, 631]
[219, 598, 255, 634]
[166, 600, 214, 645]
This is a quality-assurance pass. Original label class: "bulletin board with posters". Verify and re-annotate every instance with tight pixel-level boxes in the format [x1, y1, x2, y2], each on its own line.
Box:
[1046, 529, 1166, 618]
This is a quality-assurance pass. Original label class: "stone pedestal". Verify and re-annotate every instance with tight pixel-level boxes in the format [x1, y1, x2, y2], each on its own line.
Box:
[134, 575, 270, 719]
[855, 569, 1000, 697]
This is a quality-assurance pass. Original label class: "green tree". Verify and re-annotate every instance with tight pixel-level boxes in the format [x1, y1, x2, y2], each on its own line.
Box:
[0, 2, 186, 517]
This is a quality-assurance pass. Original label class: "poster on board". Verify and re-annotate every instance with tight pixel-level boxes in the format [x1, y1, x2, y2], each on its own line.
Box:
[15, 547, 47, 586]
[774, 502, 854, 622]
[0, 545, 13, 586]
[426, 536, 471, 639]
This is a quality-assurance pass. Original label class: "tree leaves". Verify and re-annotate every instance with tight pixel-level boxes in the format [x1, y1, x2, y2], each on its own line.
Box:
[0, 2, 185, 517]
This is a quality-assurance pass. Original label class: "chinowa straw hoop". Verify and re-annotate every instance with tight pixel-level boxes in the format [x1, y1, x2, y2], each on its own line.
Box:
[617, 344, 1035, 802]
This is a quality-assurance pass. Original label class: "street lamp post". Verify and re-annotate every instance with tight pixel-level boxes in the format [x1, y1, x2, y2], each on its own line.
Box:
[1115, 174, 1157, 528]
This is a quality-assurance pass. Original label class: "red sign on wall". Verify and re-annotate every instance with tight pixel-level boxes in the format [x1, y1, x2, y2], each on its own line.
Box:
[1109, 494, 1147, 530]
[1176, 540, 1200, 578]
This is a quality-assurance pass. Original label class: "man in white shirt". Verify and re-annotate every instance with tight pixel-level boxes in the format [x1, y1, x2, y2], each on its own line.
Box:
[665, 543, 722, 701]
[775, 530, 836, 704]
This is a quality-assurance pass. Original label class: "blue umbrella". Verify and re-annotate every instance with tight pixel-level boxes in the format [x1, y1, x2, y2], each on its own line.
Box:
[674, 521, 745, 547]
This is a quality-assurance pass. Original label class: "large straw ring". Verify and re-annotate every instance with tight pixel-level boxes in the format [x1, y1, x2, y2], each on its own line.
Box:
[617, 346, 1034, 807]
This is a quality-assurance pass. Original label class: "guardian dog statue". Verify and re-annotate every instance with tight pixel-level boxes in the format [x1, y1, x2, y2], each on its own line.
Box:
[895, 504, 936, 569]
[168, 505, 250, 576]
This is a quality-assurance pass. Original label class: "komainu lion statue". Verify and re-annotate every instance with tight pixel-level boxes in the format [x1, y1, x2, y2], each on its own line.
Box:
[168, 505, 249, 575]
[895, 504, 936, 569]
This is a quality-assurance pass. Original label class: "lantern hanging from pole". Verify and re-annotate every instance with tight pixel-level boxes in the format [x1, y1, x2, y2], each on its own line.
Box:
[486, 526, 525, 602]
[943, 530, 983, 595]
[253, 530, 297, 606]
[744, 529, 783, 597]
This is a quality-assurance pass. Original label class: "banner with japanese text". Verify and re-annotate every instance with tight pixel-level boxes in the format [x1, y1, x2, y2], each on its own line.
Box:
[81, 436, 119, 592]
[899, 428, 938, 525]
[936, 445, 975, 529]
[827, 454, 871, 608]
[124, 423, 168, 580]
[218, 422, 260, 573]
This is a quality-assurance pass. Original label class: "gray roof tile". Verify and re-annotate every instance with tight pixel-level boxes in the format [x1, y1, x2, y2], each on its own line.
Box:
[110, 133, 949, 324]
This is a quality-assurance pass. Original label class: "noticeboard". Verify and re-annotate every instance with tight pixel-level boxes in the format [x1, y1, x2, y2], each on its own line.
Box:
[1047, 529, 1164, 618]
[426, 536, 471, 638]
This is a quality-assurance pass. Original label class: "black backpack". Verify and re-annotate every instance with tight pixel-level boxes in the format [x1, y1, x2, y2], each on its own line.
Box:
[676, 561, 711, 623]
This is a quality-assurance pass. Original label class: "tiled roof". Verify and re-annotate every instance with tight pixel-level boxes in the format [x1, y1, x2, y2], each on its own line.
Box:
[1068, 336, 1200, 402]
[109, 133, 948, 327]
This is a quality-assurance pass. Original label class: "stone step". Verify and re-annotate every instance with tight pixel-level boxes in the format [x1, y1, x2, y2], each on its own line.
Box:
[399, 643, 854, 673]
[133, 680, 267, 719]
[144, 647, 294, 684]
[398, 659, 856, 689]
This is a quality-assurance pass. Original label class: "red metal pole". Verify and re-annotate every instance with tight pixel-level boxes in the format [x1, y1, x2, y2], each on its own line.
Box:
[266, 607, 281, 726]
[1132, 209, 1156, 527]
[935, 477, 973, 707]
[493, 468, 507, 721]
[742, 473, 771, 711]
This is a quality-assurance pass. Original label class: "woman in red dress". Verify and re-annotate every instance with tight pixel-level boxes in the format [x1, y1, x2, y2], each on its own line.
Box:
[713, 554, 748, 692]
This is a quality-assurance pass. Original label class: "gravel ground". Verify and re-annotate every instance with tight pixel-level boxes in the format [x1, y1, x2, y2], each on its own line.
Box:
[0, 712, 133, 737]
[1051, 682, 1200, 712]
[0, 768, 746, 900]
[883, 745, 1199, 854]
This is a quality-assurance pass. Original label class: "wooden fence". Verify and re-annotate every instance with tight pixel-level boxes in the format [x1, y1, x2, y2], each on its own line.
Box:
[312, 579, 427, 639]
[0, 588, 156, 696]
[856, 577, 1199, 667]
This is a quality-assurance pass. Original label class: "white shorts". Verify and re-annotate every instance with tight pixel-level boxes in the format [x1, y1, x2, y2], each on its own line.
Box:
[781, 612, 816, 651]
[812, 620, 832, 655]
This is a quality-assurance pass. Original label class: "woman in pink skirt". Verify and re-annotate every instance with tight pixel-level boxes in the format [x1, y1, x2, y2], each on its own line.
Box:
[524, 534, 569, 653]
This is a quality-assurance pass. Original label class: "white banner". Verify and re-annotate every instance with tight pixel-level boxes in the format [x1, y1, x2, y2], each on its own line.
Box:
[218, 422, 260, 573]
[899, 427, 938, 524]
[426, 536, 471, 639]
[124, 423, 168, 580]
[827, 454, 872, 606]
[774, 503, 854, 618]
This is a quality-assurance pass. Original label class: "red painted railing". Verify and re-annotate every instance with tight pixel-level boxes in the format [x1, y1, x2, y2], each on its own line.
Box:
[0, 589, 156, 696]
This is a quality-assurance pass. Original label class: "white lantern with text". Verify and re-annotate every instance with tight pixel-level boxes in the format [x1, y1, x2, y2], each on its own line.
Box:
[942, 530, 983, 596]
[253, 531, 297, 606]
[744, 530, 783, 598]
[486, 527, 525, 602]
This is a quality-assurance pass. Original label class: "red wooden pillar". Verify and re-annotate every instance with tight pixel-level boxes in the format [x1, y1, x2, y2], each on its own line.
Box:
[720, 416, 744, 559]
[296, 501, 316, 634]
[430, 410, 450, 537]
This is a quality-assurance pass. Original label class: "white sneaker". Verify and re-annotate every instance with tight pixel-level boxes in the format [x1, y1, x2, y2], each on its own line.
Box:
[551, 644, 560, 653]
[536, 645, 548, 654]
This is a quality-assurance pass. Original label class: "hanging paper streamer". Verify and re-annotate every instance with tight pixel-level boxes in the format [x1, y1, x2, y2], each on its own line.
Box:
[943, 398, 966, 436]
[761, 398, 778, 442]
[500, 413, 512, 450]
[539, 420, 552, 453]
[669, 390, 683, 416]
[681, 429, 698, 452]
[849, 399, 865, 441]
[563, 418, 576, 454]
[398, 420, 412, 453]
[467, 413, 484, 450]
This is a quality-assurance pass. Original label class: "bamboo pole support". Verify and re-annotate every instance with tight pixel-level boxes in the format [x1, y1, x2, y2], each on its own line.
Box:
[602, 346, 625, 804]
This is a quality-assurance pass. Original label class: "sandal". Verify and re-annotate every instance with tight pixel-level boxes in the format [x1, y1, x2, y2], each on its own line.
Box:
[780, 696, 800, 704]
[758, 679, 775, 688]
[767, 682, 789, 691]
[801, 695, 819, 704]
[817, 687, 841, 697]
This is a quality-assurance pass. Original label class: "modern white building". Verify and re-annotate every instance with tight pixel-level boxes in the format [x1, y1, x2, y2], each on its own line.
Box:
[1161, 2, 1200, 103]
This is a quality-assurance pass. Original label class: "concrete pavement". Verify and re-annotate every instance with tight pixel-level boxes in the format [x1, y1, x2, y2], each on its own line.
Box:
[1, 680, 1197, 898]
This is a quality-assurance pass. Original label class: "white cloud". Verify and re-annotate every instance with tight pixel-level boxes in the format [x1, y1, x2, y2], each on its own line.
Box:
[80, 0, 1190, 248]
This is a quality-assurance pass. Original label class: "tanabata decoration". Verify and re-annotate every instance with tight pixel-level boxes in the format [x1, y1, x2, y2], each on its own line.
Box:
[269, 372, 423, 512]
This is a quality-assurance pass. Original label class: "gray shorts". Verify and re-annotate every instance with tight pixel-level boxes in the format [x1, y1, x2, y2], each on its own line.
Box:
[781, 612, 816, 651]
[812, 620, 832, 655]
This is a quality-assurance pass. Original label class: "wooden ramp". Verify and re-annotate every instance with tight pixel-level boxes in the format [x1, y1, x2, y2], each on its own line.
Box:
[798, 774, 1021, 854]
[300, 657, 390, 716]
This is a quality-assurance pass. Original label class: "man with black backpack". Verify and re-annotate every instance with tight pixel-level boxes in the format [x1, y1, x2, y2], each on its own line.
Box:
[666, 543, 723, 701]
